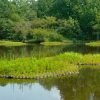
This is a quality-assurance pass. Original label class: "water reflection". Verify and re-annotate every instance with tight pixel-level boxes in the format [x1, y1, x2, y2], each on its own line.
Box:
[0, 68, 100, 100]
[0, 45, 65, 58]
[0, 83, 61, 100]
[0, 44, 100, 58]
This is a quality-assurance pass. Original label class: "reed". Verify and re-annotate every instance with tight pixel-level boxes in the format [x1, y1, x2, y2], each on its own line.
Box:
[0, 52, 100, 79]
[86, 41, 100, 47]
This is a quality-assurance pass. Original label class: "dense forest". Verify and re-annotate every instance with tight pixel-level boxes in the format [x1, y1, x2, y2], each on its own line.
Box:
[0, 0, 100, 43]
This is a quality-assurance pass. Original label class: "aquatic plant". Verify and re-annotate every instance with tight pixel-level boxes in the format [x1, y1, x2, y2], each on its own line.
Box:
[86, 41, 100, 47]
[0, 52, 100, 79]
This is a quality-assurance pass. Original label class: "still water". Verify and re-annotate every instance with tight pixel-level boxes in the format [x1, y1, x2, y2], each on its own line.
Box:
[0, 69, 100, 100]
[0, 44, 100, 58]
[0, 44, 100, 100]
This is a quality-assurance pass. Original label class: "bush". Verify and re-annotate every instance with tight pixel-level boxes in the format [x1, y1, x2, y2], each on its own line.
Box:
[0, 19, 14, 39]
[31, 17, 57, 29]
[57, 17, 82, 39]
[26, 28, 64, 43]
[12, 20, 63, 42]
[12, 21, 32, 41]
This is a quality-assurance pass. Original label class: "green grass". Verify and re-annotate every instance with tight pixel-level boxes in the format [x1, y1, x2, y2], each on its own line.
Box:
[0, 52, 100, 79]
[0, 40, 27, 47]
[86, 41, 100, 47]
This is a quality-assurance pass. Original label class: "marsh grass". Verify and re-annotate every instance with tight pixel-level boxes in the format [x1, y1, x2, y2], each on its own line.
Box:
[86, 41, 100, 47]
[0, 40, 27, 47]
[0, 52, 100, 79]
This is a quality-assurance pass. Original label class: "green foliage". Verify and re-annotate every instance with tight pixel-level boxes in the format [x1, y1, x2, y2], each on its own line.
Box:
[0, 52, 100, 78]
[31, 17, 57, 29]
[48, 0, 72, 19]
[86, 41, 100, 47]
[37, 0, 54, 17]
[0, 0, 100, 41]
[92, 13, 100, 40]
[0, 19, 14, 39]
[57, 17, 82, 39]
[10, 13, 21, 22]
[12, 21, 32, 41]
[27, 28, 64, 43]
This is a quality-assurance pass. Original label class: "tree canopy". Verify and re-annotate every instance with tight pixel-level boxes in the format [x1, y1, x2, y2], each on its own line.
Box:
[0, 0, 100, 42]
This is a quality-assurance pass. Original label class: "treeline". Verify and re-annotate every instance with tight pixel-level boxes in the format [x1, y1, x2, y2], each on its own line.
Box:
[0, 0, 100, 42]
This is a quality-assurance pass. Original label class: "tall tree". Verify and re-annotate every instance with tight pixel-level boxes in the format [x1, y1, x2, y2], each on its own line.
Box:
[37, 0, 53, 17]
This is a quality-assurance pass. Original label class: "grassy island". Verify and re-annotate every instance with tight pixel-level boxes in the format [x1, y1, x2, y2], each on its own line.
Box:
[0, 52, 100, 79]
[40, 41, 73, 46]
[0, 41, 27, 47]
[86, 41, 100, 47]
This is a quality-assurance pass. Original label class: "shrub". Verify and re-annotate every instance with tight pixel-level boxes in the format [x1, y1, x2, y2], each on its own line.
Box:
[57, 17, 82, 39]
[31, 17, 57, 29]
[0, 19, 14, 39]
[26, 28, 64, 43]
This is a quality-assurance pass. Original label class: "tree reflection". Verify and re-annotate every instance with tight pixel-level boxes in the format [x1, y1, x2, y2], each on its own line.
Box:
[0, 68, 100, 100]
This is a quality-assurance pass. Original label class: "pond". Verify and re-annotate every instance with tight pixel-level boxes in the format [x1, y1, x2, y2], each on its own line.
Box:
[0, 44, 100, 58]
[0, 44, 100, 100]
[0, 68, 100, 100]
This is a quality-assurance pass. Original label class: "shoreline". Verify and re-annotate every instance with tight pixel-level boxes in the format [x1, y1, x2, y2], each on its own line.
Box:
[0, 71, 79, 79]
